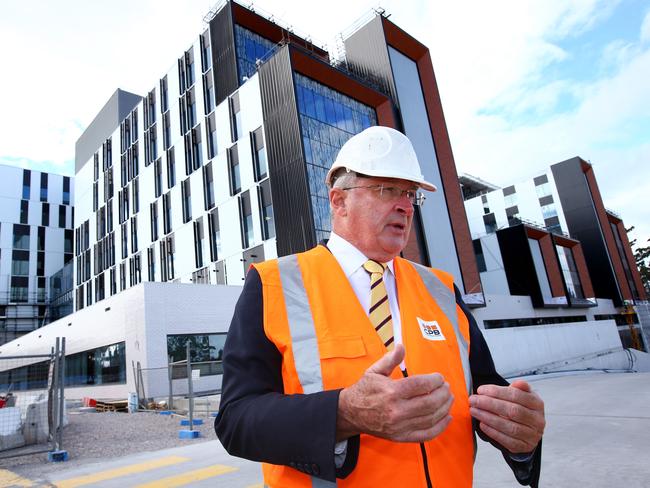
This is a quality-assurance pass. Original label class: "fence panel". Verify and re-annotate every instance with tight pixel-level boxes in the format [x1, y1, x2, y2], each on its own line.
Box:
[0, 338, 65, 459]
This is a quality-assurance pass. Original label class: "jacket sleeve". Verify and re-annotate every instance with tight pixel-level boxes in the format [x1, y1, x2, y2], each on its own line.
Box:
[455, 285, 542, 488]
[214, 268, 343, 482]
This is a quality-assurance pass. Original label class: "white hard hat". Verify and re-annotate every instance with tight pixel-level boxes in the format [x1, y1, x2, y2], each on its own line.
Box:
[325, 126, 437, 191]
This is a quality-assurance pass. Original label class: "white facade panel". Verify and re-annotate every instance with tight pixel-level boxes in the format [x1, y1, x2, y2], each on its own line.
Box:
[387, 47, 463, 286]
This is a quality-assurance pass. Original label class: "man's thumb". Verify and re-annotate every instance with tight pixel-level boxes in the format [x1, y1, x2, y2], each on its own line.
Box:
[511, 379, 532, 392]
[368, 343, 405, 376]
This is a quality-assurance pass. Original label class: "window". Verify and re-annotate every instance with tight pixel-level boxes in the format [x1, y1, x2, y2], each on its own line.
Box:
[483, 213, 497, 234]
[119, 261, 126, 291]
[167, 148, 176, 188]
[93, 181, 99, 211]
[239, 191, 253, 248]
[181, 178, 192, 223]
[203, 162, 215, 210]
[40, 172, 48, 202]
[203, 72, 214, 114]
[11, 250, 30, 276]
[104, 167, 114, 201]
[294, 73, 377, 241]
[258, 179, 275, 239]
[556, 245, 584, 300]
[191, 125, 203, 169]
[187, 88, 196, 129]
[193, 218, 205, 269]
[130, 216, 138, 254]
[163, 112, 171, 150]
[160, 76, 169, 113]
[473, 239, 486, 272]
[541, 203, 557, 220]
[130, 253, 141, 286]
[37, 276, 46, 302]
[64, 229, 73, 253]
[38, 227, 46, 251]
[229, 93, 241, 142]
[119, 224, 128, 262]
[10, 276, 28, 302]
[200, 31, 212, 73]
[60, 176, 70, 206]
[147, 246, 156, 281]
[20, 200, 28, 224]
[160, 235, 175, 281]
[36, 252, 45, 276]
[208, 209, 221, 262]
[166, 333, 226, 377]
[94, 153, 99, 181]
[251, 127, 267, 181]
[154, 158, 163, 198]
[109, 268, 116, 296]
[206, 114, 218, 159]
[150, 202, 159, 242]
[185, 49, 195, 88]
[59, 205, 66, 228]
[503, 186, 517, 208]
[234, 25, 275, 82]
[163, 192, 173, 234]
[228, 144, 241, 195]
[22, 169, 30, 199]
[13, 224, 30, 250]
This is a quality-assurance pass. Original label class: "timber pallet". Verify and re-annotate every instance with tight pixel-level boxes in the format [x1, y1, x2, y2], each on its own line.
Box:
[95, 400, 129, 413]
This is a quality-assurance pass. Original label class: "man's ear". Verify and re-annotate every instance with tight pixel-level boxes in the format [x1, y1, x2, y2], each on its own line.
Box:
[329, 188, 347, 217]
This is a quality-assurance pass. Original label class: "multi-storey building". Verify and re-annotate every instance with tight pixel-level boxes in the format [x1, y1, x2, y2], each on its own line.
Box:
[72, 0, 481, 313]
[0, 164, 74, 344]
[463, 157, 648, 349]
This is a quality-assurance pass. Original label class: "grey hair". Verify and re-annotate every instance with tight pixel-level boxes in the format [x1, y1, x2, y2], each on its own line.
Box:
[329, 168, 358, 189]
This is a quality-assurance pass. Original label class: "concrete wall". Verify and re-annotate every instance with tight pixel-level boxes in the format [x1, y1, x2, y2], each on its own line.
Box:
[483, 320, 623, 377]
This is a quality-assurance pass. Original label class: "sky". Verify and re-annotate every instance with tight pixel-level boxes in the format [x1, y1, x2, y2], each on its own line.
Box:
[1, 0, 648, 250]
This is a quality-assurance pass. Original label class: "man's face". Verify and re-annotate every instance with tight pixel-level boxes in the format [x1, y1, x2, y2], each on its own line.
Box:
[330, 176, 417, 262]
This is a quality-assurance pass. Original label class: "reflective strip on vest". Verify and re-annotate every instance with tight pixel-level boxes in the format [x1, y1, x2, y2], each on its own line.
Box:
[411, 263, 472, 396]
[278, 255, 338, 488]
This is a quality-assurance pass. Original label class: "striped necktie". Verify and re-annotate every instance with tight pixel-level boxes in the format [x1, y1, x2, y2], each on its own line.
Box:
[363, 260, 394, 350]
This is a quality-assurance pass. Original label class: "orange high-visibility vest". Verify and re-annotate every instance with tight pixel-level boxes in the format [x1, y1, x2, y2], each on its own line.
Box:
[254, 245, 474, 488]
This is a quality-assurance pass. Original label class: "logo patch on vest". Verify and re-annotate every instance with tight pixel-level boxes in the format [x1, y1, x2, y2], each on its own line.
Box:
[417, 318, 446, 341]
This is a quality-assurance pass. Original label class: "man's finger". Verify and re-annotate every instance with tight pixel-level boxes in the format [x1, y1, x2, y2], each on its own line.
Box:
[367, 343, 405, 377]
[469, 395, 543, 428]
[475, 384, 544, 411]
[510, 379, 532, 393]
[398, 374, 446, 398]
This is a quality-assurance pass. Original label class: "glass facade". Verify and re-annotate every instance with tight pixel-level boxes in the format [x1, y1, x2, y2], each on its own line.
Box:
[0, 342, 126, 391]
[556, 245, 584, 299]
[294, 74, 377, 242]
[234, 25, 276, 83]
[167, 333, 227, 377]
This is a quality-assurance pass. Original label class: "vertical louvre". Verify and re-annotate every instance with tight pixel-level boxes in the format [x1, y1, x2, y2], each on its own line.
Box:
[258, 45, 315, 256]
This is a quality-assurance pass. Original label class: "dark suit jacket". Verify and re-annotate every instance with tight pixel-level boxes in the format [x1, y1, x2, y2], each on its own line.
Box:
[215, 267, 541, 486]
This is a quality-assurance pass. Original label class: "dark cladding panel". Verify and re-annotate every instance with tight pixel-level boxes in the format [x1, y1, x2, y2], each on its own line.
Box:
[496, 225, 544, 307]
[209, 3, 239, 106]
[343, 16, 397, 103]
[551, 157, 622, 304]
[258, 46, 315, 256]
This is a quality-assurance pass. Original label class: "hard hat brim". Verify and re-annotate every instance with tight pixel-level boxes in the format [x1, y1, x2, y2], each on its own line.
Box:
[326, 165, 438, 192]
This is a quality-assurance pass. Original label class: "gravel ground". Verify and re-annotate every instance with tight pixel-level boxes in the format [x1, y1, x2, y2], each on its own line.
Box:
[0, 409, 217, 477]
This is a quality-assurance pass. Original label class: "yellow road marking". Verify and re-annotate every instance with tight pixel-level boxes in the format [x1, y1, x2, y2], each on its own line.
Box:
[0, 469, 34, 487]
[133, 464, 237, 488]
[54, 455, 190, 488]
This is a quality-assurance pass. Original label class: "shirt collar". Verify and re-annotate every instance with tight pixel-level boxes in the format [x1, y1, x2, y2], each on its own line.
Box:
[327, 232, 395, 278]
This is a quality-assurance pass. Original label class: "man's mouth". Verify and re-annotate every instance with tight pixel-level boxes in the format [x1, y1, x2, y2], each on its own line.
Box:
[388, 222, 406, 231]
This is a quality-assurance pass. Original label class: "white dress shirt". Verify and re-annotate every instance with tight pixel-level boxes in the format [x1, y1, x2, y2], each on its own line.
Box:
[327, 231, 405, 366]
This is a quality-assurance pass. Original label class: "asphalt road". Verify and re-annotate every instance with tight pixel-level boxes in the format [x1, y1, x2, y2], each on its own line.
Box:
[1, 371, 648, 487]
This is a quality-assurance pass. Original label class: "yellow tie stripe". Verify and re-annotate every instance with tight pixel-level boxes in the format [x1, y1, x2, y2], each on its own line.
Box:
[363, 260, 394, 350]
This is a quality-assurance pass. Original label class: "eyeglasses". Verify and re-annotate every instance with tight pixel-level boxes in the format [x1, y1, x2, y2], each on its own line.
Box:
[342, 184, 426, 207]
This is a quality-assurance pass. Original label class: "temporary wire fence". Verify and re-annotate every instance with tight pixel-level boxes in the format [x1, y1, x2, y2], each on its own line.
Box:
[132, 344, 222, 421]
[0, 337, 66, 459]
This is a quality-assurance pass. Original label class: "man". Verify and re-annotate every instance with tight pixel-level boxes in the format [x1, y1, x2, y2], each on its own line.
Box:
[215, 126, 545, 487]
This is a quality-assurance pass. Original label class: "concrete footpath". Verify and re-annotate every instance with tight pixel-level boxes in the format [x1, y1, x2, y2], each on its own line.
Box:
[474, 371, 650, 487]
[1, 371, 648, 487]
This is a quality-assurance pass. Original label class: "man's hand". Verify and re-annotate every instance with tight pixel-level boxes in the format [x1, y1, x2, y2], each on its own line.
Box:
[337, 344, 453, 443]
[469, 380, 545, 455]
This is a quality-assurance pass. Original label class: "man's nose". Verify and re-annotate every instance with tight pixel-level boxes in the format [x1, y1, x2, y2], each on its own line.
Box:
[395, 194, 414, 215]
